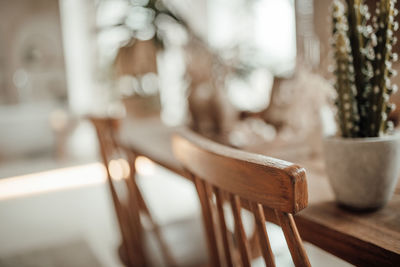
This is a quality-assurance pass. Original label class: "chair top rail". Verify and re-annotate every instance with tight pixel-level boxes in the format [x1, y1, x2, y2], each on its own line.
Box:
[172, 129, 308, 214]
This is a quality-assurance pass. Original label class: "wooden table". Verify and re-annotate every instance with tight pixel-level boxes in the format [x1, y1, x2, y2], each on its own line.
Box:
[119, 117, 400, 266]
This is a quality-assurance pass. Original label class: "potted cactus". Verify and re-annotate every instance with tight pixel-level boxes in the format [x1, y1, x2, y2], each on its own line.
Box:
[324, 0, 400, 210]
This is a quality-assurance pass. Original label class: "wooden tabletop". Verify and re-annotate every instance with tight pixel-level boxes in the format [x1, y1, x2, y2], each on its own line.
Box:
[119, 117, 400, 266]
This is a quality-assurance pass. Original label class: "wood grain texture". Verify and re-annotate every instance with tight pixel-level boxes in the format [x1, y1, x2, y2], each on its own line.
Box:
[194, 177, 222, 267]
[173, 128, 310, 266]
[294, 163, 400, 266]
[172, 129, 308, 214]
[214, 187, 233, 267]
[230, 194, 251, 267]
[295, 201, 400, 266]
[251, 202, 276, 267]
[275, 211, 310, 267]
[119, 118, 400, 266]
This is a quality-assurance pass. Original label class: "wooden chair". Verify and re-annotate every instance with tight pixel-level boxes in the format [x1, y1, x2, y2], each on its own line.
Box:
[90, 117, 175, 267]
[172, 129, 311, 267]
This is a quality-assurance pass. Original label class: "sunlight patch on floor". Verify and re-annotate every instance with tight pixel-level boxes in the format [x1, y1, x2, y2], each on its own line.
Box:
[0, 162, 107, 201]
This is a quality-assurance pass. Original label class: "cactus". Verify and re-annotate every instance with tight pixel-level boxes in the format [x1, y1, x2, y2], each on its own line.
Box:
[332, 2, 360, 137]
[370, 0, 399, 135]
[332, 0, 398, 137]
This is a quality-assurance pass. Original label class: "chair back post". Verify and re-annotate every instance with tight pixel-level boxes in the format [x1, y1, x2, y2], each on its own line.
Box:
[89, 117, 147, 267]
[90, 117, 179, 267]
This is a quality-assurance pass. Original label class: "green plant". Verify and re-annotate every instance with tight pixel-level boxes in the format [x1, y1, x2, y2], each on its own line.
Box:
[332, 0, 398, 137]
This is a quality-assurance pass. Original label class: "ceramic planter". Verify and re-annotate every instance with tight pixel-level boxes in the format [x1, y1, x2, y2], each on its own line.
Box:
[323, 134, 400, 210]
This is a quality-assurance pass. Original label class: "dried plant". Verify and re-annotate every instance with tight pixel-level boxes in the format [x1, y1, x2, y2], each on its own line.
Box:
[332, 0, 398, 137]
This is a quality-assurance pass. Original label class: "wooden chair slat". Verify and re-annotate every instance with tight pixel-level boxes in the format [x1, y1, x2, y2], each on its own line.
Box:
[251, 202, 276, 267]
[230, 194, 251, 267]
[92, 118, 148, 266]
[91, 119, 138, 265]
[126, 150, 176, 266]
[214, 187, 234, 266]
[194, 176, 221, 266]
[132, 177, 177, 266]
[123, 187, 147, 267]
[275, 211, 311, 267]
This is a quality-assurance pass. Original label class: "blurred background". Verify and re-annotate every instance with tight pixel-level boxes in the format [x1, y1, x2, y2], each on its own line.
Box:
[0, 0, 299, 176]
[0, 0, 398, 266]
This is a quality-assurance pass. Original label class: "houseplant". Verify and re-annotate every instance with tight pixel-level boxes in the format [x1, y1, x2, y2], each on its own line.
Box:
[324, 0, 400, 210]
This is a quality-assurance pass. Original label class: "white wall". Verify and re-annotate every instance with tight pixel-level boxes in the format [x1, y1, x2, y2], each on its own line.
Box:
[59, 0, 98, 115]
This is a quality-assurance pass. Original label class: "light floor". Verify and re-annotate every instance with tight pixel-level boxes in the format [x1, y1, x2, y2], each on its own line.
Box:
[0, 160, 352, 267]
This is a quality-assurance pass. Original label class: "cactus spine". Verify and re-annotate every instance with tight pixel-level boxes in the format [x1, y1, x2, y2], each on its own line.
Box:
[332, 0, 398, 137]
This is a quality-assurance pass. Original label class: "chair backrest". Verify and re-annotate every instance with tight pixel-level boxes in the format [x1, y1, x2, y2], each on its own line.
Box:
[90, 117, 147, 267]
[91, 117, 177, 267]
[172, 129, 310, 267]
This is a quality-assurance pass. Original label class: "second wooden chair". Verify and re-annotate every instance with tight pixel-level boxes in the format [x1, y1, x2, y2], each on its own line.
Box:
[90, 117, 175, 267]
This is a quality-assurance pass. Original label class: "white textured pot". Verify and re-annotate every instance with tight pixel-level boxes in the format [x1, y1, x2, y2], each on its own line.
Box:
[323, 134, 400, 210]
